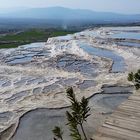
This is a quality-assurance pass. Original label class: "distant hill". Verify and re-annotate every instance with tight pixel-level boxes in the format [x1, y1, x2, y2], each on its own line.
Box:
[0, 7, 140, 21]
[0, 7, 140, 30]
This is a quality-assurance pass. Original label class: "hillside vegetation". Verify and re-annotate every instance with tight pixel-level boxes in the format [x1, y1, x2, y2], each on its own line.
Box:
[0, 29, 75, 48]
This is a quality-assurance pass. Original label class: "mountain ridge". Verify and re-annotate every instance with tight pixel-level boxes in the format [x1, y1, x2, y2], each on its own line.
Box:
[0, 7, 140, 23]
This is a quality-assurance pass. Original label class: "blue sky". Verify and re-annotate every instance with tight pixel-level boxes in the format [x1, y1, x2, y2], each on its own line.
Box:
[0, 0, 140, 14]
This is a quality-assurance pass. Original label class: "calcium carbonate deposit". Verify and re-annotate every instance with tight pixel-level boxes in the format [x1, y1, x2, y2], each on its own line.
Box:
[0, 27, 140, 140]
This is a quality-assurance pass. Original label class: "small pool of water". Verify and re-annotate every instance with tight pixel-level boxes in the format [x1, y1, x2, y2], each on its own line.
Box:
[79, 43, 125, 73]
[20, 42, 46, 49]
[7, 56, 32, 65]
[117, 41, 140, 48]
[6, 43, 49, 65]
[109, 32, 140, 40]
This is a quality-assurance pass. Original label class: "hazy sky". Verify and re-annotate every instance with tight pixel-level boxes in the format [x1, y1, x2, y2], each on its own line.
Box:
[0, 0, 140, 14]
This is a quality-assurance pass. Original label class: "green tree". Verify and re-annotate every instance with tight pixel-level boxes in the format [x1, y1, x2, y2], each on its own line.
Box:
[128, 69, 140, 90]
[66, 111, 82, 140]
[53, 87, 91, 140]
[52, 126, 63, 140]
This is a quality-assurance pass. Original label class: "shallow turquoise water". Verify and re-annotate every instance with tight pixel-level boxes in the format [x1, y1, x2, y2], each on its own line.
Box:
[80, 43, 126, 73]
[117, 41, 140, 48]
[110, 32, 140, 40]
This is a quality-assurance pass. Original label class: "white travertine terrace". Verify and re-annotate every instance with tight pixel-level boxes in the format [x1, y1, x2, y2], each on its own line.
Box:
[0, 27, 140, 139]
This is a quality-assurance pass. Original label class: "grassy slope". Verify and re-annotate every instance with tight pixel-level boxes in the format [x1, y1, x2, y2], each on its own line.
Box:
[0, 29, 75, 48]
